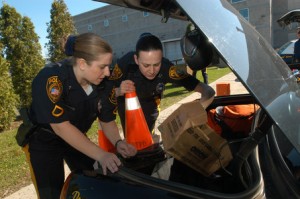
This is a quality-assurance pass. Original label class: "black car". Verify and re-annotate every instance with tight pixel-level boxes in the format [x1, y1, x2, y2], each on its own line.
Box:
[277, 9, 300, 70]
[60, 1, 300, 198]
[277, 39, 297, 65]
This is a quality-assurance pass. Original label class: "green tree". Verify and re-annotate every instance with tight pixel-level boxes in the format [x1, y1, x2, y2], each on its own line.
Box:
[46, 0, 76, 62]
[0, 54, 19, 131]
[0, 4, 21, 60]
[0, 4, 45, 108]
[14, 16, 45, 107]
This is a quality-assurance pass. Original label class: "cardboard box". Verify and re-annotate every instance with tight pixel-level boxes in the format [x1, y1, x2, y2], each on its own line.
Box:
[158, 100, 232, 176]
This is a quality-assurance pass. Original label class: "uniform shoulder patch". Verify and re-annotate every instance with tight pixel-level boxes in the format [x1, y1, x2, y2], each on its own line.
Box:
[169, 65, 189, 80]
[46, 76, 63, 103]
[109, 64, 123, 80]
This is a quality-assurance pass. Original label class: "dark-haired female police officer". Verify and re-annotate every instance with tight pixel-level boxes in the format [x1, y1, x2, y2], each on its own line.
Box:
[109, 33, 215, 134]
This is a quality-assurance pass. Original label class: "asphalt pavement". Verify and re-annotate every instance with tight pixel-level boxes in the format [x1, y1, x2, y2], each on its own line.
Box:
[3, 71, 248, 199]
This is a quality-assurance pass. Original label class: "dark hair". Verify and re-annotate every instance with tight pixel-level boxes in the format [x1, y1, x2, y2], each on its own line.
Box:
[135, 34, 163, 57]
[139, 32, 152, 39]
[64, 33, 112, 65]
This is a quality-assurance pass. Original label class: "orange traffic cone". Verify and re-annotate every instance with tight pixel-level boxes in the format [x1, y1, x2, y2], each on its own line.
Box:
[216, 82, 230, 96]
[98, 122, 116, 153]
[125, 91, 154, 150]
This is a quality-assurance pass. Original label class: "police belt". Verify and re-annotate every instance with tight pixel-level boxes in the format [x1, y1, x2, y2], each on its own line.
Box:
[38, 125, 56, 135]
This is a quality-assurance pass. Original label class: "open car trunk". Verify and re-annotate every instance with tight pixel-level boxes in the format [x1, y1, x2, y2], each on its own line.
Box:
[62, 95, 268, 199]
[277, 9, 300, 28]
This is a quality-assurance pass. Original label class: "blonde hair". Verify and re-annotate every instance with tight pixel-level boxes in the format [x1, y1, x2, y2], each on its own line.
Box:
[65, 33, 112, 65]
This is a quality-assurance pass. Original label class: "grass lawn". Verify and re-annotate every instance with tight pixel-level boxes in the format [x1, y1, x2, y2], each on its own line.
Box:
[0, 66, 230, 198]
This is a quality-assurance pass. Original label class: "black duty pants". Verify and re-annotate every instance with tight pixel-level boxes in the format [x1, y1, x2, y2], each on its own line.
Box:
[27, 128, 94, 199]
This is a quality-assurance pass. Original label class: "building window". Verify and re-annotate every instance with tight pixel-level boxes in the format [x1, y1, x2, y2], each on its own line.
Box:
[122, 15, 128, 22]
[87, 24, 93, 31]
[231, 0, 245, 3]
[239, 8, 249, 21]
[103, 19, 109, 27]
[143, 11, 149, 17]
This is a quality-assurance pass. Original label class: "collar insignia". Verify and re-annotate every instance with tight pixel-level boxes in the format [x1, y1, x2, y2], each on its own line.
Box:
[52, 105, 64, 117]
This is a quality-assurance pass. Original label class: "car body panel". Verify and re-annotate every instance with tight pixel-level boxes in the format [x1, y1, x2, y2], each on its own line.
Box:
[61, 170, 186, 199]
[259, 125, 300, 198]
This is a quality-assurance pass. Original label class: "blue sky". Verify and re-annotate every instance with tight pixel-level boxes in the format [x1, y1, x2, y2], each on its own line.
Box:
[1, 0, 108, 57]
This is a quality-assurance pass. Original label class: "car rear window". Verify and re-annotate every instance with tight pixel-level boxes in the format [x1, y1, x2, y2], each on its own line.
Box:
[278, 41, 294, 54]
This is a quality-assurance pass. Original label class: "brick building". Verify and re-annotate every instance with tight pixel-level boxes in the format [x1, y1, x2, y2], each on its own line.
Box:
[73, 0, 300, 62]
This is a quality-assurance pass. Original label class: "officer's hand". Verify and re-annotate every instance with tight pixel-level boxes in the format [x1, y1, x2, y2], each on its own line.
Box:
[99, 152, 121, 175]
[119, 80, 135, 96]
[116, 140, 137, 158]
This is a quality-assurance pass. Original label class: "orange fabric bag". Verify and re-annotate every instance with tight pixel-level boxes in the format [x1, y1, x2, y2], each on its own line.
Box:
[207, 109, 222, 135]
[207, 104, 260, 136]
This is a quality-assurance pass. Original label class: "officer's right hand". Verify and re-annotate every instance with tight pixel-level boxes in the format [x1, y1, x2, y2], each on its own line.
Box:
[119, 80, 135, 96]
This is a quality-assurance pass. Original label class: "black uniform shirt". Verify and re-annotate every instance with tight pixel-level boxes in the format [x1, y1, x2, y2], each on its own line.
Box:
[108, 51, 200, 132]
[30, 59, 115, 133]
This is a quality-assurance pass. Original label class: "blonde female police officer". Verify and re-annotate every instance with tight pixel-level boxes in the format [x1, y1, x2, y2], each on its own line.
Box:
[26, 33, 136, 199]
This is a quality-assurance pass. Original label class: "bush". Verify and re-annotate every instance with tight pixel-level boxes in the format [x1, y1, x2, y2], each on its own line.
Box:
[0, 56, 19, 132]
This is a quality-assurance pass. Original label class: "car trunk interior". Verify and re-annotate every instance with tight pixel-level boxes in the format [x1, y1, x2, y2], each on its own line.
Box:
[89, 94, 269, 197]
